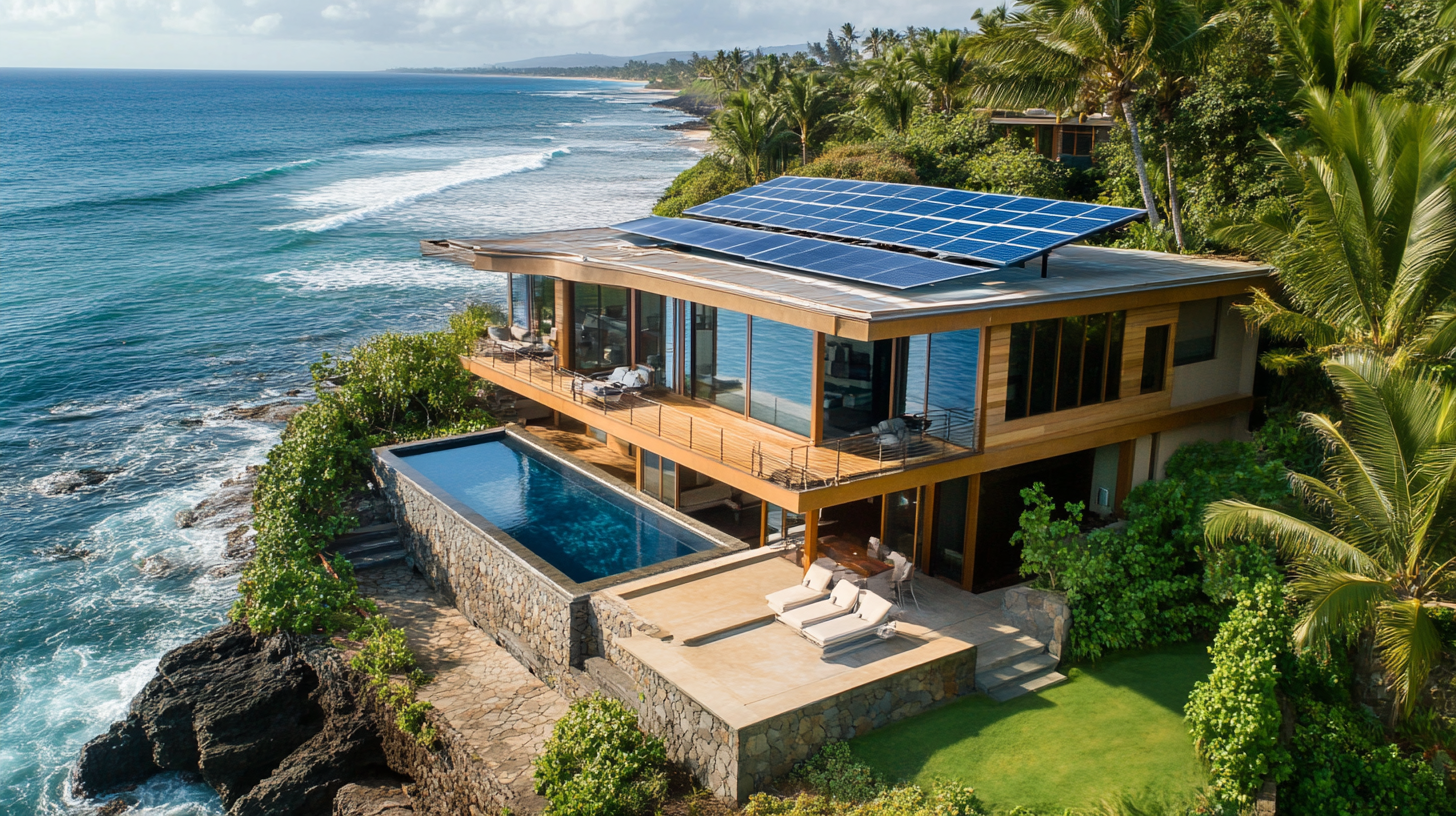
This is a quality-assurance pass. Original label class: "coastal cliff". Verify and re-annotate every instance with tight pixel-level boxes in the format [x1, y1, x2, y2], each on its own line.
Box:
[72, 624, 404, 816]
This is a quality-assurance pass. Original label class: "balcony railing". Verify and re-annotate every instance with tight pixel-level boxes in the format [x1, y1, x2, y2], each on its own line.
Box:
[465, 342, 978, 491]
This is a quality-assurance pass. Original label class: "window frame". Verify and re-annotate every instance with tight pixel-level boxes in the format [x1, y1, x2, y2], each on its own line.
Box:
[1173, 298, 1221, 367]
[1003, 311, 1125, 421]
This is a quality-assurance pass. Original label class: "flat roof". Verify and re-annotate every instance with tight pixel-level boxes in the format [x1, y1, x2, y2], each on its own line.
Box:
[423, 227, 1270, 336]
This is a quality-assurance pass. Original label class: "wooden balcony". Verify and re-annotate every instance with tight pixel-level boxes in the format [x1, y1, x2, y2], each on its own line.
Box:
[461, 345, 978, 509]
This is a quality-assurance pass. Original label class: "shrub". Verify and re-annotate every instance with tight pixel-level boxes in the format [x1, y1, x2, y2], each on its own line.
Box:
[743, 785, 986, 816]
[884, 110, 996, 187]
[349, 615, 437, 747]
[533, 694, 669, 816]
[312, 330, 487, 434]
[653, 154, 747, 217]
[960, 140, 1072, 199]
[448, 300, 507, 350]
[791, 742, 883, 802]
[793, 144, 919, 184]
[1185, 578, 1292, 810]
[1013, 441, 1289, 660]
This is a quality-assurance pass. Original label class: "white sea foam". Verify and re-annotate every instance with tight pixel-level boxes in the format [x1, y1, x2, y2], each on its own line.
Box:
[263, 257, 507, 292]
[266, 148, 569, 232]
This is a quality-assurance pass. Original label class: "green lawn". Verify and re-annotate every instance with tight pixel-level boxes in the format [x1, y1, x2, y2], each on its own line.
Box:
[848, 642, 1213, 813]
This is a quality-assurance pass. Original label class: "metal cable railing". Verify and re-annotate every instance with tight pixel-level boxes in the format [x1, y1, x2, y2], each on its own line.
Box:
[466, 341, 978, 491]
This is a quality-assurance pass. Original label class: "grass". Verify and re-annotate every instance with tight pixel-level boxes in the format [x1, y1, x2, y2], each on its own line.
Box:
[847, 641, 1213, 813]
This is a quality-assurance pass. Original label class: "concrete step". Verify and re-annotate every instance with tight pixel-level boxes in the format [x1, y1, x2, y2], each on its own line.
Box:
[975, 634, 1047, 674]
[335, 537, 403, 559]
[976, 652, 1060, 693]
[346, 548, 408, 570]
[332, 523, 398, 548]
[988, 669, 1068, 702]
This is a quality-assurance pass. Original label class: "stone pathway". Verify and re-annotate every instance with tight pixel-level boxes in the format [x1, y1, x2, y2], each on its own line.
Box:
[358, 563, 570, 806]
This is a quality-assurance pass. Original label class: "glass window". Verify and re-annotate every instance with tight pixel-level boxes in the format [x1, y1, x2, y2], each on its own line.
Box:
[823, 337, 896, 437]
[930, 477, 969, 582]
[1004, 311, 1126, 420]
[636, 293, 674, 389]
[749, 317, 814, 436]
[530, 276, 555, 337]
[884, 488, 921, 559]
[510, 274, 529, 329]
[572, 283, 629, 371]
[1142, 325, 1171, 393]
[1174, 298, 1220, 366]
[691, 304, 747, 413]
[641, 452, 676, 506]
[903, 335, 930, 416]
[1061, 126, 1096, 156]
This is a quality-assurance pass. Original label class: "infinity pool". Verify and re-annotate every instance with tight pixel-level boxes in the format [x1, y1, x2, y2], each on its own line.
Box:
[396, 435, 719, 583]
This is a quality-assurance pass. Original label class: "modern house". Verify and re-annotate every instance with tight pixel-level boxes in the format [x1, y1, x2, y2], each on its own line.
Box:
[987, 110, 1115, 167]
[422, 177, 1270, 596]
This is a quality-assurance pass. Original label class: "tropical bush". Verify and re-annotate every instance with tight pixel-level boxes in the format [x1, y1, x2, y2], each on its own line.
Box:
[533, 694, 669, 816]
[793, 144, 919, 184]
[743, 785, 986, 816]
[349, 615, 437, 747]
[959, 140, 1071, 198]
[1185, 578, 1292, 810]
[1013, 440, 1289, 660]
[881, 110, 995, 188]
[790, 742, 883, 802]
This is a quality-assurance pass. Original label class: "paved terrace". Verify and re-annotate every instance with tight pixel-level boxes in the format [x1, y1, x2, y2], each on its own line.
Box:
[604, 549, 1030, 731]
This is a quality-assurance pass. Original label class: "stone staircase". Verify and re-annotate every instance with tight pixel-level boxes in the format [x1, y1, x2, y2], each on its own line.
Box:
[974, 632, 1068, 702]
[327, 522, 408, 570]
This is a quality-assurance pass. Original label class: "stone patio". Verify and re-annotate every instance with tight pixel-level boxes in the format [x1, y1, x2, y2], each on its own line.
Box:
[358, 563, 570, 813]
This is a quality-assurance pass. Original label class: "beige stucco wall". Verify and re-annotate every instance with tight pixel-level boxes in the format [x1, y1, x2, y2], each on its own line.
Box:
[1170, 297, 1258, 408]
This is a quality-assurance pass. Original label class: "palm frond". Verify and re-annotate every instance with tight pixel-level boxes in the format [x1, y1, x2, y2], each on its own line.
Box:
[1375, 599, 1446, 717]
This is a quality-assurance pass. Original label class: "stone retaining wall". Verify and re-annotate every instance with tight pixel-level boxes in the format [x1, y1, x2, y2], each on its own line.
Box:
[734, 647, 978, 798]
[374, 703, 522, 816]
[1001, 586, 1070, 661]
[375, 463, 584, 685]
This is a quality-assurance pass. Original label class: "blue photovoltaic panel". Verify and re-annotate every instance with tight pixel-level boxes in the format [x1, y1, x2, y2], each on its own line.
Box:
[612, 216, 987, 290]
[685, 176, 1145, 268]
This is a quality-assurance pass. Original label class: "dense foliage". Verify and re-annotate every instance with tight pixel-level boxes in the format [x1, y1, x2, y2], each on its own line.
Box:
[1013, 440, 1289, 660]
[532, 694, 670, 816]
[793, 144, 920, 184]
[1185, 578, 1292, 810]
[744, 742, 986, 816]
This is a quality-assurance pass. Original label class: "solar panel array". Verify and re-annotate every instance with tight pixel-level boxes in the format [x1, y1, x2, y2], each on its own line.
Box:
[685, 176, 1144, 268]
[613, 216, 991, 290]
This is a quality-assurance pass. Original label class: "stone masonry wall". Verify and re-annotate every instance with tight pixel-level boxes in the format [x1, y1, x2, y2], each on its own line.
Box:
[1001, 586, 1070, 661]
[734, 647, 978, 800]
[586, 593, 740, 800]
[376, 464, 584, 685]
[374, 702, 520, 816]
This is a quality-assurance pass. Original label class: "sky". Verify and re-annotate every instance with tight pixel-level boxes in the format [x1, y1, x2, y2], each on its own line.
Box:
[1, 1, 983, 71]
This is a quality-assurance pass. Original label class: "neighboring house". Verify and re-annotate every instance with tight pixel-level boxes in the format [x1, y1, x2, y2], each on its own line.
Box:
[424, 178, 1268, 595]
[988, 109, 1115, 167]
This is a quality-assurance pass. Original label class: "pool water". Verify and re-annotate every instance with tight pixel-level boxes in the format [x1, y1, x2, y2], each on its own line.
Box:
[398, 436, 718, 583]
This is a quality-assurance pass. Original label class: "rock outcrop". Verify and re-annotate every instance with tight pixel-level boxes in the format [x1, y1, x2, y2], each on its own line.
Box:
[72, 624, 396, 816]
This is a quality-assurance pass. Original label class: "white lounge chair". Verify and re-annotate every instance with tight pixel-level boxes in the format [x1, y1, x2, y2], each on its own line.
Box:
[801, 590, 895, 649]
[594, 364, 653, 392]
[766, 563, 834, 614]
[777, 579, 860, 631]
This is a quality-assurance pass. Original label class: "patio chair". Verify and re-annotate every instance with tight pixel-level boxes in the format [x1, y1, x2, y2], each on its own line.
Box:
[765, 563, 834, 614]
[593, 363, 653, 393]
[871, 417, 910, 446]
[776, 579, 860, 631]
[571, 378, 622, 406]
[801, 590, 895, 649]
[868, 551, 921, 611]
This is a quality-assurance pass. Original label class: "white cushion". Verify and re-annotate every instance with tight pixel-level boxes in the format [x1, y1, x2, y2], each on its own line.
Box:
[510, 325, 528, 341]
[778, 582, 858, 631]
[488, 326, 511, 341]
[802, 563, 834, 592]
[802, 590, 894, 647]
[856, 591, 894, 625]
[766, 584, 829, 615]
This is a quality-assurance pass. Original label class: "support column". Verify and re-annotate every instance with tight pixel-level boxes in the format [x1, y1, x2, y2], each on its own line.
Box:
[962, 473, 981, 592]
[555, 281, 572, 367]
[804, 512, 819, 574]
[810, 331, 826, 444]
[759, 501, 769, 548]
[918, 485, 935, 574]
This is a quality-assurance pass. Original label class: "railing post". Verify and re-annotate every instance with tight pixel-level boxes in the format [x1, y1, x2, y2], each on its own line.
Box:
[719, 428, 724, 461]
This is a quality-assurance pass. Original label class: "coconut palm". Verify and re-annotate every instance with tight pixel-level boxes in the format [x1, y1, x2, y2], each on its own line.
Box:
[856, 46, 923, 134]
[1400, 0, 1456, 84]
[1217, 87, 1456, 366]
[775, 72, 839, 164]
[1270, 0, 1386, 97]
[864, 28, 891, 59]
[976, 0, 1195, 229]
[710, 90, 793, 183]
[1205, 351, 1456, 720]
[908, 30, 982, 112]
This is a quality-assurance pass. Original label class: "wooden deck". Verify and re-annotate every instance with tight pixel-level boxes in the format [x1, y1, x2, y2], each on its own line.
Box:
[463, 350, 974, 494]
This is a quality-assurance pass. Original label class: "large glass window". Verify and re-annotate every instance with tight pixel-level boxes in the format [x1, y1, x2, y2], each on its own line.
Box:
[636, 293, 674, 389]
[930, 477, 970, 582]
[1004, 311, 1125, 420]
[903, 335, 930, 415]
[884, 488, 921, 559]
[530, 276, 555, 337]
[691, 304, 747, 412]
[749, 317, 814, 436]
[1174, 298, 1220, 366]
[926, 329, 980, 416]
[641, 451, 676, 506]
[510, 274, 529, 328]
[1142, 325, 1171, 393]
[823, 337, 896, 437]
[572, 283, 629, 371]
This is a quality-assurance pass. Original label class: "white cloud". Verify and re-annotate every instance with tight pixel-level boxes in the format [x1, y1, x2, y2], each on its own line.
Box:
[246, 11, 281, 33]
[321, 2, 368, 21]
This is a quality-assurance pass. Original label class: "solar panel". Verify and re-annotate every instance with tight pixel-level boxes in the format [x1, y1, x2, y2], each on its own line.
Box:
[613, 216, 989, 290]
[685, 177, 1144, 268]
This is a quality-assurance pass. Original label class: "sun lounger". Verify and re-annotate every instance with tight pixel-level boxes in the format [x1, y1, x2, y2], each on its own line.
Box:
[801, 590, 895, 649]
[777, 580, 860, 631]
[765, 563, 834, 614]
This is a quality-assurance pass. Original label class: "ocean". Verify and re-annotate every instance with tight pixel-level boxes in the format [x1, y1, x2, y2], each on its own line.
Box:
[0, 68, 699, 815]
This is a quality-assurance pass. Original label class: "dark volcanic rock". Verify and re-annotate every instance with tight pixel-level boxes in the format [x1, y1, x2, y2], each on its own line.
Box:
[72, 624, 391, 816]
[652, 95, 718, 117]
[33, 468, 122, 496]
[222, 401, 306, 423]
[332, 779, 415, 816]
[177, 466, 260, 531]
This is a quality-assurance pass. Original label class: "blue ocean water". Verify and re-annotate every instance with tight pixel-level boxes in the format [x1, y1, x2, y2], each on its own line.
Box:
[0, 68, 698, 815]
[397, 436, 715, 583]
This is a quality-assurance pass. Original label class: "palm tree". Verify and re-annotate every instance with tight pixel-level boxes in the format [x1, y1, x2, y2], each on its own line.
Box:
[856, 46, 923, 134]
[1217, 87, 1456, 366]
[908, 30, 981, 113]
[1270, 0, 1386, 97]
[1205, 351, 1456, 720]
[865, 28, 890, 59]
[710, 90, 793, 183]
[976, 0, 1191, 229]
[775, 72, 838, 164]
[1400, 0, 1456, 85]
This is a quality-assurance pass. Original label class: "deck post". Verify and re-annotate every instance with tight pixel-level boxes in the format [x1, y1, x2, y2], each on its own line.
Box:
[804, 512, 819, 574]
[810, 332, 826, 445]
